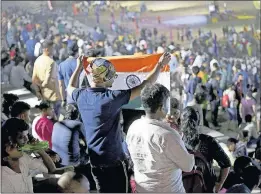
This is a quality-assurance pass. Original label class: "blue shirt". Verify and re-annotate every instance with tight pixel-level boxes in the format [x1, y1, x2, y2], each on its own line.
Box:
[25, 39, 37, 57]
[52, 120, 86, 166]
[58, 57, 77, 103]
[21, 29, 29, 43]
[72, 88, 131, 166]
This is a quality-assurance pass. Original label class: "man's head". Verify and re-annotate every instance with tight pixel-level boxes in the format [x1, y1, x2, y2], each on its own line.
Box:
[234, 156, 253, 175]
[227, 138, 239, 152]
[212, 62, 219, 70]
[57, 172, 89, 193]
[242, 166, 261, 191]
[86, 58, 117, 88]
[238, 73, 244, 82]
[64, 104, 80, 121]
[2, 93, 19, 116]
[245, 114, 252, 123]
[42, 40, 54, 56]
[2, 118, 29, 147]
[192, 66, 200, 76]
[141, 83, 170, 119]
[10, 101, 31, 123]
[181, 106, 200, 149]
[67, 41, 78, 57]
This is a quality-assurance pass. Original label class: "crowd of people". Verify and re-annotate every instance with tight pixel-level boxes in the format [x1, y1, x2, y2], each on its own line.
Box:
[1, 3, 261, 194]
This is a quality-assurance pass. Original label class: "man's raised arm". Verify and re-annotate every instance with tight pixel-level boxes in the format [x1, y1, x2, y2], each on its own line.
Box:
[67, 55, 84, 97]
[129, 52, 171, 101]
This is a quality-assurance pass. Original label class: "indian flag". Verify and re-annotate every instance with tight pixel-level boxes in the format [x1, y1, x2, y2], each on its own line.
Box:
[83, 54, 170, 108]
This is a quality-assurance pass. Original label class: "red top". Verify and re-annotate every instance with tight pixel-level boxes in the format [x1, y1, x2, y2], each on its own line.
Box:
[35, 116, 54, 148]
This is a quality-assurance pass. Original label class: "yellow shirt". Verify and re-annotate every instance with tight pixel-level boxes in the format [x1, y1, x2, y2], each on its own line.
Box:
[32, 55, 61, 102]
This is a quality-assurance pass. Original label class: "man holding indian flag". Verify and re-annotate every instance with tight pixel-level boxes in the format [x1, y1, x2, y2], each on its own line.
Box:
[67, 52, 171, 193]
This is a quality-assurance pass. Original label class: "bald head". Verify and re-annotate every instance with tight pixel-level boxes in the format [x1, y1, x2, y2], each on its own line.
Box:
[58, 172, 89, 193]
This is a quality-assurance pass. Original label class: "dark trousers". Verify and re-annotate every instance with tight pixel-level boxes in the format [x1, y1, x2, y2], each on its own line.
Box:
[75, 164, 97, 191]
[91, 160, 130, 193]
[236, 102, 242, 126]
[210, 100, 219, 126]
[202, 108, 209, 127]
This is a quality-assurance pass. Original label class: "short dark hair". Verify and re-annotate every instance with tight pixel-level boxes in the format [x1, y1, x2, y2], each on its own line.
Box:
[245, 114, 252, 123]
[234, 156, 252, 175]
[242, 166, 261, 190]
[213, 63, 219, 69]
[227, 137, 239, 144]
[2, 93, 19, 116]
[1, 118, 30, 163]
[141, 83, 170, 113]
[64, 104, 80, 120]
[10, 101, 31, 117]
[42, 40, 53, 49]
[195, 91, 206, 104]
[35, 102, 50, 110]
[192, 66, 200, 75]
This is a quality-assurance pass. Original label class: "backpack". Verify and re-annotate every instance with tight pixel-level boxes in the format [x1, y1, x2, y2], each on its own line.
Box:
[182, 151, 211, 193]
[222, 94, 230, 108]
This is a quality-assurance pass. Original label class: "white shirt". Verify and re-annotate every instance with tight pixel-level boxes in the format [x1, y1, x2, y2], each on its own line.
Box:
[243, 122, 259, 139]
[1, 153, 48, 193]
[192, 55, 203, 68]
[32, 115, 42, 140]
[210, 59, 218, 72]
[126, 117, 194, 193]
[34, 40, 44, 57]
[10, 65, 32, 88]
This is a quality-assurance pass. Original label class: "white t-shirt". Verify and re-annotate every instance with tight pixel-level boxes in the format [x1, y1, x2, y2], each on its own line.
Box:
[126, 117, 194, 193]
[192, 55, 203, 68]
[210, 58, 218, 72]
[1, 153, 48, 193]
[32, 115, 42, 140]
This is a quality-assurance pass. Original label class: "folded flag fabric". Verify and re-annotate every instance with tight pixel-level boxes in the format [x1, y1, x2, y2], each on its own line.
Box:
[83, 53, 170, 90]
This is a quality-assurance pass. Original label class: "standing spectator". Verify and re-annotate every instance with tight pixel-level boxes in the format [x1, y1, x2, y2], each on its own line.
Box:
[67, 53, 171, 192]
[181, 107, 231, 193]
[59, 40, 69, 62]
[223, 84, 238, 130]
[25, 34, 37, 69]
[207, 72, 222, 127]
[58, 41, 79, 107]
[32, 40, 61, 118]
[185, 66, 201, 106]
[240, 91, 256, 123]
[127, 83, 194, 192]
[227, 138, 248, 158]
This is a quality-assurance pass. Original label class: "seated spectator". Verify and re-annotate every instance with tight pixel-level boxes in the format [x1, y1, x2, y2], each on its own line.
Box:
[240, 114, 259, 147]
[57, 172, 90, 193]
[1, 118, 48, 193]
[52, 104, 86, 167]
[10, 101, 31, 124]
[1, 93, 19, 123]
[181, 106, 231, 193]
[126, 83, 194, 193]
[32, 102, 56, 148]
[226, 166, 261, 193]
[34, 172, 90, 193]
[223, 156, 255, 190]
[227, 138, 248, 158]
